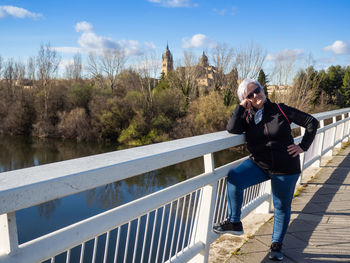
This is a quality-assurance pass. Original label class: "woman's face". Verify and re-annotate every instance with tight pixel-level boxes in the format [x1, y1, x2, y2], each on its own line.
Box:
[245, 83, 266, 109]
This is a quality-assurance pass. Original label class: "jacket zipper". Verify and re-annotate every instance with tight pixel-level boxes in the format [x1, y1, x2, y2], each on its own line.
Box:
[264, 122, 274, 171]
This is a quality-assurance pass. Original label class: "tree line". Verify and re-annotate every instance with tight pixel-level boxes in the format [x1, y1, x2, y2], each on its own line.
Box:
[0, 43, 349, 145]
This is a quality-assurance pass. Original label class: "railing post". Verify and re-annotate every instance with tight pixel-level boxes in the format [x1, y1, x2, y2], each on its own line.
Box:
[0, 212, 19, 255]
[341, 114, 347, 143]
[335, 115, 344, 149]
[313, 120, 325, 168]
[332, 116, 338, 151]
[189, 153, 217, 263]
[345, 113, 350, 140]
[299, 127, 306, 185]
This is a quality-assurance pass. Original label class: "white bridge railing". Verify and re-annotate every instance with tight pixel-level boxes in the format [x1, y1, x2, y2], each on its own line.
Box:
[1, 107, 350, 263]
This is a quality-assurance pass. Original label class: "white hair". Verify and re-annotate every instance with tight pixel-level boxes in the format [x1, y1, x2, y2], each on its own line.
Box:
[237, 78, 263, 102]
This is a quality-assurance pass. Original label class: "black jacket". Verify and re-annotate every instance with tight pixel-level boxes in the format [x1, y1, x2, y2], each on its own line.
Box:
[227, 99, 319, 174]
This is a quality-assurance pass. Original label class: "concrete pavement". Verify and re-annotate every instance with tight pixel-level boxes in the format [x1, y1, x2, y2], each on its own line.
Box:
[210, 144, 350, 263]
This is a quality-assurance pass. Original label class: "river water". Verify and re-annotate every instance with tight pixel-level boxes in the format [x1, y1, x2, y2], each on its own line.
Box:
[0, 134, 247, 262]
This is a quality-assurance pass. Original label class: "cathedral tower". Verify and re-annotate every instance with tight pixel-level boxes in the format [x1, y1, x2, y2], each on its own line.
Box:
[198, 51, 209, 68]
[161, 44, 174, 77]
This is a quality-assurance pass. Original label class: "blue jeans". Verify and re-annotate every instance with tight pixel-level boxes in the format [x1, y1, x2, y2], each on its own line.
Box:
[227, 159, 299, 243]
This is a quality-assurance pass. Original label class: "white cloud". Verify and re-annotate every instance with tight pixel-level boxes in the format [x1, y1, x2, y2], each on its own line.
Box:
[0, 5, 42, 19]
[144, 41, 156, 50]
[77, 31, 120, 52]
[52, 47, 83, 54]
[316, 56, 337, 64]
[182, 34, 217, 49]
[118, 39, 143, 56]
[147, 0, 196, 7]
[55, 21, 149, 57]
[75, 21, 93, 32]
[59, 58, 74, 70]
[213, 6, 237, 16]
[266, 49, 304, 62]
[323, 40, 350, 55]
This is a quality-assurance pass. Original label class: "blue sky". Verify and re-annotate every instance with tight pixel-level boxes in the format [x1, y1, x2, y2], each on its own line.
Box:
[1, 0, 350, 80]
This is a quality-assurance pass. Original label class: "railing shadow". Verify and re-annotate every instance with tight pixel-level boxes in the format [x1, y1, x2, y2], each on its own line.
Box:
[259, 150, 350, 262]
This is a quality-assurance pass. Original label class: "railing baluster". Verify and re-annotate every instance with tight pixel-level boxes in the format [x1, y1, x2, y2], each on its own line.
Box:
[132, 218, 141, 263]
[92, 236, 98, 263]
[66, 249, 71, 263]
[155, 206, 165, 263]
[189, 189, 201, 247]
[162, 202, 174, 262]
[123, 222, 132, 263]
[221, 179, 228, 222]
[169, 199, 180, 260]
[182, 194, 192, 251]
[175, 196, 186, 257]
[148, 209, 158, 263]
[103, 231, 110, 263]
[140, 214, 150, 263]
[113, 227, 121, 263]
[79, 243, 85, 263]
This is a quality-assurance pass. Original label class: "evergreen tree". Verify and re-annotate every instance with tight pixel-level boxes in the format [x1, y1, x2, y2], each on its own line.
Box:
[326, 65, 344, 105]
[310, 71, 321, 106]
[340, 69, 350, 106]
[257, 69, 268, 97]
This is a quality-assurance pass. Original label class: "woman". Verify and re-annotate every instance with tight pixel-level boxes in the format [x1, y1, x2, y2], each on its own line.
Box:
[213, 78, 318, 261]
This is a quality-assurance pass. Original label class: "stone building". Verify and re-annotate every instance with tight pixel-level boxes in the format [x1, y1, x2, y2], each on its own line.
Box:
[196, 51, 218, 91]
[161, 44, 174, 77]
[161, 46, 219, 93]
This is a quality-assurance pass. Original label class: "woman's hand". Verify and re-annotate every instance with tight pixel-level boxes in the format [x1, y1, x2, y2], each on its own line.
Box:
[287, 144, 304, 157]
[240, 99, 252, 109]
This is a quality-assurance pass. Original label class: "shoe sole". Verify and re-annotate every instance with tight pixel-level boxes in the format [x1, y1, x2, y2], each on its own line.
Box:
[269, 255, 283, 261]
[213, 229, 244, 235]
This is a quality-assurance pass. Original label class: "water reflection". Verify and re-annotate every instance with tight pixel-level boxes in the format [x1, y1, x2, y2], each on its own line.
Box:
[0, 134, 117, 172]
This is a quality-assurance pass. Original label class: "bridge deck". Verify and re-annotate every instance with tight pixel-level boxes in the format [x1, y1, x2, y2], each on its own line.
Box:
[210, 144, 350, 263]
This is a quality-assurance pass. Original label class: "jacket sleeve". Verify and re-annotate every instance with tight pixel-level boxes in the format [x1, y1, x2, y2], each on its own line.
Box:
[227, 104, 247, 134]
[280, 103, 319, 151]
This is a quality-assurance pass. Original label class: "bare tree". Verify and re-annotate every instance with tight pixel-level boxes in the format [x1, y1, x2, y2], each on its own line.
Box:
[64, 63, 74, 80]
[211, 43, 235, 88]
[27, 56, 36, 82]
[65, 53, 83, 80]
[168, 51, 201, 103]
[211, 43, 235, 74]
[87, 52, 104, 88]
[72, 53, 83, 80]
[270, 54, 297, 86]
[0, 55, 3, 79]
[36, 43, 61, 119]
[87, 48, 126, 91]
[14, 61, 26, 85]
[234, 42, 266, 80]
[136, 50, 160, 103]
[3, 58, 15, 96]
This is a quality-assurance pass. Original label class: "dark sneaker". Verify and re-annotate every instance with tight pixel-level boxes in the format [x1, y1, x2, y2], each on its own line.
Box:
[213, 219, 244, 235]
[269, 242, 284, 261]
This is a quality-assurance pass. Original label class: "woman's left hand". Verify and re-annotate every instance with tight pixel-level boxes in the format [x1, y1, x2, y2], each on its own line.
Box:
[287, 144, 304, 157]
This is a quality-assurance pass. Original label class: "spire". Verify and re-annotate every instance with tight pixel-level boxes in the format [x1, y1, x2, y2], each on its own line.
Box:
[199, 51, 209, 67]
[161, 43, 174, 77]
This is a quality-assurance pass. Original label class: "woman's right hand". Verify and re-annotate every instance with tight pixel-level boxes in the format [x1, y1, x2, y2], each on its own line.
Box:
[240, 99, 252, 109]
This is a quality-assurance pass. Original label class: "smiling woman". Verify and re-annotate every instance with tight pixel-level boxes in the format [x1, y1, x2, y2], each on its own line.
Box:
[214, 78, 319, 261]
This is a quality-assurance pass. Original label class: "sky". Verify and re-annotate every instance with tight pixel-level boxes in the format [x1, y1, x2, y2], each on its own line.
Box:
[1, 0, 350, 81]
